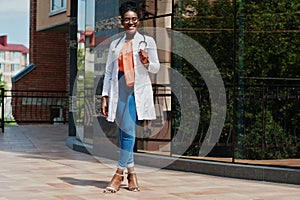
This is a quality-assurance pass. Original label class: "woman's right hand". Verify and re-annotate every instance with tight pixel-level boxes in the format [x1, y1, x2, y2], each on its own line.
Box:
[101, 96, 108, 117]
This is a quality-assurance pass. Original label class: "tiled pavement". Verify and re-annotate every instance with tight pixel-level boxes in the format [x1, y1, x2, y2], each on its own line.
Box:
[0, 125, 299, 200]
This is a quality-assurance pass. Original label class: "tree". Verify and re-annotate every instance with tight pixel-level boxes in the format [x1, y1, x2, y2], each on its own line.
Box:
[0, 73, 6, 89]
[173, 0, 300, 159]
[244, 0, 300, 78]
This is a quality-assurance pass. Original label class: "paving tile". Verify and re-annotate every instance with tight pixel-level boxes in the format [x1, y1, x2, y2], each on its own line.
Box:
[0, 125, 299, 200]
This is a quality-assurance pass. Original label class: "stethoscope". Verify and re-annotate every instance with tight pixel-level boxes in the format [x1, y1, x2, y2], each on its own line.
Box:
[114, 34, 147, 50]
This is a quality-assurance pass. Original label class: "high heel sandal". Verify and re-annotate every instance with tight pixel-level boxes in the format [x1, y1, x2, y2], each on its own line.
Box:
[103, 172, 124, 193]
[127, 172, 140, 192]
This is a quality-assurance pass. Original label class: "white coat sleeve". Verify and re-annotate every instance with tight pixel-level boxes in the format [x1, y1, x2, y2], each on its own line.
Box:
[101, 42, 114, 97]
[146, 37, 160, 74]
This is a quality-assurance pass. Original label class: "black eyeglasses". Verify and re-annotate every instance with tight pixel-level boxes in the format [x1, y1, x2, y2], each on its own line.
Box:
[122, 17, 139, 24]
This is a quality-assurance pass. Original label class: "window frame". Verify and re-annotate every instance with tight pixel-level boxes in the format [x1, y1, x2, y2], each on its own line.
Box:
[0, 63, 4, 72]
[11, 64, 20, 72]
[0, 51, 5, 60]
[11, 52, 20, 61]
[50, 0, 67, 16]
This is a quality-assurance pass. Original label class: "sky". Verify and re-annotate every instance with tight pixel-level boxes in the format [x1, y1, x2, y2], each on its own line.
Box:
[0, 0, 30, 48]
[0, 0, 90, 48]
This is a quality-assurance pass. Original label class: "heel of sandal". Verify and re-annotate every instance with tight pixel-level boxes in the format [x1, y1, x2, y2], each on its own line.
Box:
[127, 172, 140, 192]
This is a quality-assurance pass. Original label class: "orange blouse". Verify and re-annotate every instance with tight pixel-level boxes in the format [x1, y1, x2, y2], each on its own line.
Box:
[118, 40, 135, 86]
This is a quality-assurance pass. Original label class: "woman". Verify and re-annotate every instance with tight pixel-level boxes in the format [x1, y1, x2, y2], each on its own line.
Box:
[101, 1, 160, 193]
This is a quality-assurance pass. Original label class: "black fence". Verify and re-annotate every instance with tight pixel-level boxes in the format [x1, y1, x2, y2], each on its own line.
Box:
[234, 78, 300, 160]
[1, 90, 68, 129]
[0, 79, 299, 162]
[0, 88, 4, 132]
[179, 78, 300, 161]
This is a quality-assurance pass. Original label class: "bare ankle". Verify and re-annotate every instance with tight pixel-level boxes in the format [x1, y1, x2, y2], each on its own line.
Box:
[127, 167, 135, 174]
[116, 168, 124, 175]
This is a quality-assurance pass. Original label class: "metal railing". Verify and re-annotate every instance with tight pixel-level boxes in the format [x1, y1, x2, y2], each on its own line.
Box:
[0, 88, 4, 132]
[179, 78, 300, 161]
[1, 79, 299, 163]
[133, 79, 300, 162]
[2, 90, 68, 126]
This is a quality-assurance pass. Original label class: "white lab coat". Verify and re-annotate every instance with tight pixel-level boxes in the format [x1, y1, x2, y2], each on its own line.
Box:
[102, 32, 160, 122]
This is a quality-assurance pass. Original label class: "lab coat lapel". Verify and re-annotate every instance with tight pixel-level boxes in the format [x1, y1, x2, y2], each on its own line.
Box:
[112, 34, 126, 62]
[132, 32, 143, 54]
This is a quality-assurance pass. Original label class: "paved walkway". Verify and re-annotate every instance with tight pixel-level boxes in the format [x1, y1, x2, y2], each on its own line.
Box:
[0, 125, 299, 200]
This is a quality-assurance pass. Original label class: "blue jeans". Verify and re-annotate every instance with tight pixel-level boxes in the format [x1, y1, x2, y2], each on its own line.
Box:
[116, 72, 137, 169]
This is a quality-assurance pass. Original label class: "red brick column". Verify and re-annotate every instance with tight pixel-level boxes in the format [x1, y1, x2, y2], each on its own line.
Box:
[12, 0, 70, 123]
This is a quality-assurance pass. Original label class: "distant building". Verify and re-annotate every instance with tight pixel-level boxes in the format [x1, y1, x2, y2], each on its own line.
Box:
[0, 35, 29, 119]
[0, 35, 29, 90]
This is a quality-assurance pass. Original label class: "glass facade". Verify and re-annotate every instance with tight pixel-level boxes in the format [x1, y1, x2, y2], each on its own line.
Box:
[76, 0, 300, 169]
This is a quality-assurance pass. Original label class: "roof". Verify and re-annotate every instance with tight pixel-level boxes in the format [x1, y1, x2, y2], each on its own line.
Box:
[0, 44, 29, 54]
[12, 63, 36, 83]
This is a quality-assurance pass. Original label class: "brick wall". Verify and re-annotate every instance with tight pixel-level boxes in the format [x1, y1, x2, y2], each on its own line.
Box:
[12, 0, 69, 123]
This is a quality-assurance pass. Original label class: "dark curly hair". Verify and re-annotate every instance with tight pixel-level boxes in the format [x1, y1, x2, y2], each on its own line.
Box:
[119, 1, 140, 18]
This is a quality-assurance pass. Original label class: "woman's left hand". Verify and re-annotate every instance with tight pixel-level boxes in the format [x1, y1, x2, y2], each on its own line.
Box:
[139, 49, 149, 65]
